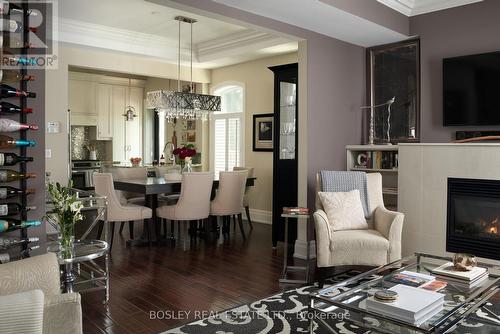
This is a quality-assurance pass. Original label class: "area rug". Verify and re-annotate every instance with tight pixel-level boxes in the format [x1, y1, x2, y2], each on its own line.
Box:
[163, 270, 500, 333]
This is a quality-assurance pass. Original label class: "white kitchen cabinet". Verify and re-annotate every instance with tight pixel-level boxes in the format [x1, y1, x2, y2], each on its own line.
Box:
[96, 84, 113, 140]
[68, 79, 97, 115]
[125, 87, 143, 160]
[111, 86, 127, 162]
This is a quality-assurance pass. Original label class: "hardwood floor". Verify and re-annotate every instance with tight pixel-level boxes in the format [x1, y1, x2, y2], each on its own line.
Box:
[81, 222, 289, 334]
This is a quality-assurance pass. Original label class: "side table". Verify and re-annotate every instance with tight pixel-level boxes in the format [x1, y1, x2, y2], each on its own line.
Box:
[279, 213, 311, 284]
[48, 239, 110, 303]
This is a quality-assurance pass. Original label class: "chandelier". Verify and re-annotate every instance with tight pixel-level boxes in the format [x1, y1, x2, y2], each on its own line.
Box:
[146, 16, 221, 120]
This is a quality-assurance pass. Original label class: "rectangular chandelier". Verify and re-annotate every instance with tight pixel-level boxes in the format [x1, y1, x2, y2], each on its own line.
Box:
[147, 90, 221, 119]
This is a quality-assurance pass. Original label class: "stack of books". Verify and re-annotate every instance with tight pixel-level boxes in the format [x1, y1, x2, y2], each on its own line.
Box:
[282, 207, 309, 215]
[431, 262, 488, 289]
[366, 284, 445, 325]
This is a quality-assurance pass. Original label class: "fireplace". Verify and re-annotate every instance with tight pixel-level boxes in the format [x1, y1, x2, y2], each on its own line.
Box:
[447, 178, 500, 260]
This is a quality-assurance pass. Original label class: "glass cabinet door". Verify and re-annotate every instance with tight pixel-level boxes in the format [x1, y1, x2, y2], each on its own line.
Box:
[279, 81, 296, 160]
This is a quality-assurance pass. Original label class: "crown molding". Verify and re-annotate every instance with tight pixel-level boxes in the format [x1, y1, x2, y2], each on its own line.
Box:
[196, 29, 291, 62]
[377, 0, 482, 16]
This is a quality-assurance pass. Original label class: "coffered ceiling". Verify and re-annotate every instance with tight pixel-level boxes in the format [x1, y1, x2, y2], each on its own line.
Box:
[376, 0, 483, 16]
[57, 0, 298, 68]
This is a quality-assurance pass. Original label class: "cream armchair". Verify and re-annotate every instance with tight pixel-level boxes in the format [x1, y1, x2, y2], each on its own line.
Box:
[0, 253, 82, 334]
[314, 172, 404, 268]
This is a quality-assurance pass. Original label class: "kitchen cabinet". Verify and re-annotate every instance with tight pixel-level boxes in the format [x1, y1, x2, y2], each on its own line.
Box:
[69, 78, 97, 115]
[96, 84, 113, 140]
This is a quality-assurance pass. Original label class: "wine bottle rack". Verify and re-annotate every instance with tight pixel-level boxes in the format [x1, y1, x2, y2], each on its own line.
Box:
[0, 0, 38, 259]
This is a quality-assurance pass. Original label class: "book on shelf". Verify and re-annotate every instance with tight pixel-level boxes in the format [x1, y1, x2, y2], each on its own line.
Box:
[283, 207, 309, 215]
[387, 270, 435, 287]
[353, 151, 398, 170]
[365, 284, 444, 325]
[431, 262, 487, 282]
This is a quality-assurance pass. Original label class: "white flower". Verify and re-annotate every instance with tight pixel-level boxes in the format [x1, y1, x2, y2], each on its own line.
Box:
[70, 201, 83, 214]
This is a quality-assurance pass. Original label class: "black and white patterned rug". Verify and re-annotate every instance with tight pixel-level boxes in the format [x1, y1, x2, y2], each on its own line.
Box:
[163, 270, 500, 333]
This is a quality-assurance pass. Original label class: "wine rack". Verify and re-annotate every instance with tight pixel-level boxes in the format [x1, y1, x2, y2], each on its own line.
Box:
[0, 0, 42, 262]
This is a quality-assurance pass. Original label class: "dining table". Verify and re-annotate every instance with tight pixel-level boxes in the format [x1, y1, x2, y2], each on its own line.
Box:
[113, 175, 256, 246]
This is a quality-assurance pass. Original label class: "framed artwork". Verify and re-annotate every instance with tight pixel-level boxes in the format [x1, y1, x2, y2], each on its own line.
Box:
[186, 131, 196, 142]
[367, 38, 420, 143]
[186, 120, 196, 130]
[253, 113, 274, 151]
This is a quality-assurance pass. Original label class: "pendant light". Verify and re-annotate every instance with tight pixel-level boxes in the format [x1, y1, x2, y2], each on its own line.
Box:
[123, 78, 137, 121]
[146, 16, 221, 120]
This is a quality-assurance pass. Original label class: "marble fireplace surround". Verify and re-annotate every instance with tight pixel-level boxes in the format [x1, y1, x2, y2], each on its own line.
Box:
[398, 143, 500, 265]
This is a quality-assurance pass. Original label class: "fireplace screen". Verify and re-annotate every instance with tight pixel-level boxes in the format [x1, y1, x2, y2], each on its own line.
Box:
[447, 178, 500, 260]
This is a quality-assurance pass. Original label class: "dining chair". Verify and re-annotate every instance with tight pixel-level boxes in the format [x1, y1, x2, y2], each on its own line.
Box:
[233, 166, 254, 229]
[210, 170, 248, 239]
[113, 167, 148, 238]
[155, 165, 182, 205]
[93, 173, 153, 250]
[154, 165, 181, 177]
[156, 172, 214, 250]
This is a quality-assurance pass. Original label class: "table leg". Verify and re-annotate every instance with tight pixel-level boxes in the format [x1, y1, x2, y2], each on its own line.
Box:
[126, 194, 167, 246]
[280, 217, 289, 280]
[62, 262, 77, 293]
[306, 217, 310, 283]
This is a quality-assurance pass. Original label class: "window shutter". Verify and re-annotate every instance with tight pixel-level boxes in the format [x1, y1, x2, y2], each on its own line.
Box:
[214, 119, 226, 174]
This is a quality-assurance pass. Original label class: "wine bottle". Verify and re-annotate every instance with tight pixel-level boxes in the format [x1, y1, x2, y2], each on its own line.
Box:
[0, 236, 39, 248]
[0, 247, 39, 263]
[0, 119, 38, 132]
[0, 203, 36, 216]
[1, 84, 36, 98]
[0, 219, 41, 232]
[0, 153, 33, 166]
[0, 170, 36, 183]
[0, 18, 22, 33]
[0, 204, 35, 217]
[0, 102, 33, 114]
[0, 70, 35, 83]
[0, 186, 35, 199]
[0, 135, 36, 148]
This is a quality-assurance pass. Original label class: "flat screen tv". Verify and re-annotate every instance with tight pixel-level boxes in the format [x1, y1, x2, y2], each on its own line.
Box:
[443, 51, 500, 126]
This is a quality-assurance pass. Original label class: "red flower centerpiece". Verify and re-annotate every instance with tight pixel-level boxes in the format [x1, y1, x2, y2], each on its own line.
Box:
[173, 144, 196, 168]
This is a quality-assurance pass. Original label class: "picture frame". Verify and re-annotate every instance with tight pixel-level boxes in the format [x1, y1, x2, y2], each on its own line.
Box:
[253, 113, 274, 151]
[186, 131, 196, 142]
[186, 120, 196, 130]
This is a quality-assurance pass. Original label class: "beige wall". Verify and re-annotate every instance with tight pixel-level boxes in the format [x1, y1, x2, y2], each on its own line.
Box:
[46, 45, 211, 183]
[210, 52, 299, 215]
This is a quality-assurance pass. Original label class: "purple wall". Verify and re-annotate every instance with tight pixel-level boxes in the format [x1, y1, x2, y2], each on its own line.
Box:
[410, 0, 500, 142]
[164, 0, 365, 208]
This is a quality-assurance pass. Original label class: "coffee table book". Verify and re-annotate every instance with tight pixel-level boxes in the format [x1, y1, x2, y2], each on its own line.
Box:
[365, 284, 444, 325]
[431, 262, 487, 281]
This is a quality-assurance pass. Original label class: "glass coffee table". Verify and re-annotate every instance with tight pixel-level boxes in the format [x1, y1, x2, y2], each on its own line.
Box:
[309, 253, 499, 333]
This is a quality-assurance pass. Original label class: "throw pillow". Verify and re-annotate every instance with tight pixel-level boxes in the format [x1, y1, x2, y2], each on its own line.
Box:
[318, 190, 368, 231]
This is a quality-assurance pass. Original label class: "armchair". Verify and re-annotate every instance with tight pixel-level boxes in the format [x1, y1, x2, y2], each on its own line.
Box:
[314, 172, 404, 268]
[0, 253, 83, 334]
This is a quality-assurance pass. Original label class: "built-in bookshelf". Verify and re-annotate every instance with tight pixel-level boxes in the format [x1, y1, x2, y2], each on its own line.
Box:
[346, 145, 398, 210]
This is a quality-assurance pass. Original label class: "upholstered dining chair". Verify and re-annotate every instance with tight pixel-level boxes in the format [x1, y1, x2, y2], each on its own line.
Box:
[210, 170, 248, 239]
[156, 172, 213, 250]
[154, 165, 181, 177]
[112, 167, 148, 238]
[313, 172, 404, 284]
[93, 173, 153, 250]
[233, 166, 254, 229]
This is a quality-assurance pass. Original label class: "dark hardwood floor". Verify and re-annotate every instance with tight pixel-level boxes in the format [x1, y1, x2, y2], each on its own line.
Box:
[81, 222, 292, 334]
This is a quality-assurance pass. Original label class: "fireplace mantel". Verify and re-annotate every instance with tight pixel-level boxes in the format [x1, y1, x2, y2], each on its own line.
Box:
[398, 143, 500, 265]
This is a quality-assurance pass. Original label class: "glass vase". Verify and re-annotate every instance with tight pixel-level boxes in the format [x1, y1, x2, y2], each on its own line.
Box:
[182, 161, 193, 173]
[59, 221, 75, 259]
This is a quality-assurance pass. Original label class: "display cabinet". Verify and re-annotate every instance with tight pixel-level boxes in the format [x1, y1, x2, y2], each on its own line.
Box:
[269, 63, 298, 247]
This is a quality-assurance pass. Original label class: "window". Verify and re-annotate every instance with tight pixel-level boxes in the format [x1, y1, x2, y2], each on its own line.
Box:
[210, 83, 244, 174]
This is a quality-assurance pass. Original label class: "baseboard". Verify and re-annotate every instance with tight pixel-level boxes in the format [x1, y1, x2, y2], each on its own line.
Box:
[244, 208, 272, 225]
[293, 239, 316, 259]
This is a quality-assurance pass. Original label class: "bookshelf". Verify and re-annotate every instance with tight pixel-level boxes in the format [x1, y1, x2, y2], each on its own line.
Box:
[346, 145, 398, 210]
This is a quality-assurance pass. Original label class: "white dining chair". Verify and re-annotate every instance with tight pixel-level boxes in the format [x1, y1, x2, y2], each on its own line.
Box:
[155, 165, 182, 205]
[156, 172, 214, 250]
[210, 170, 248, 239]
[93, 173, 153, 250]
[112, 167, 148, 238]
[233, 166, 254, 229]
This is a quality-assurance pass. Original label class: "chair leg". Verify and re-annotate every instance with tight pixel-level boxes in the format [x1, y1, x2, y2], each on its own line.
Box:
[145, 219, 152, 247]
[163, 219, 167, 238]
[119, 222, 125, 234]
[245, 206, 253, 229]
[233, 215, 236, 230]
[170, 220, 175, 240]
[237, 213, 246, 240]
[109, 222, 116, 251]
[128, 221, 134, 239]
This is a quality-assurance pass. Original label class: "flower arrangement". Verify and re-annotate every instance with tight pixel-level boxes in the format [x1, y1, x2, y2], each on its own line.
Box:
[46, 181, 83, 258]
[173, 144, 196, 166]
[130, 157, 142, 166]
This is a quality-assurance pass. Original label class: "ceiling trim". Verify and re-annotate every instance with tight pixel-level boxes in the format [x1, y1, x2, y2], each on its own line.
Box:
[376, 0, 483, 16]
[196, 30, 290, 62]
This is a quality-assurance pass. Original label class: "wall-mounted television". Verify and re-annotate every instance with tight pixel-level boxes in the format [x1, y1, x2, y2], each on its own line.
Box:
[443, 51, 500, 126]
